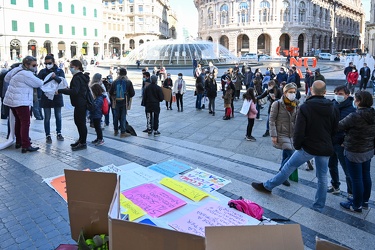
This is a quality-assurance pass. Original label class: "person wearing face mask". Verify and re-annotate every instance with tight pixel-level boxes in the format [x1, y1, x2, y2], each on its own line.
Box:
[327, 85, 356, 197]
[58, 60, 90, 151]
[222, 75, 234, 120]
[163, 73, 173, 110]
[346, 66, 359, 95]
[205, 73, 217, 116]
[269, 83, 299, 186]
[37, 55, 66, 144]
[3, 56, 43, 153]
[338, 91, 375, 213]
[172, 73, 186, 112]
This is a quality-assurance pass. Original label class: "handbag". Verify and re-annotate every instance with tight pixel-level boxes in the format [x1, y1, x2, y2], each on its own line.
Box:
[240, 99, 251, 115]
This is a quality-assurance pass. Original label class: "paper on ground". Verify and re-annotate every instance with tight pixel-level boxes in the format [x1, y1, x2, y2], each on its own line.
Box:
[119, 167, 165, 191]
[120, 194, 145, 221]
[148, 159, 192, 177]
[159, 177, 209, 202]
[180, 168, 231, 192]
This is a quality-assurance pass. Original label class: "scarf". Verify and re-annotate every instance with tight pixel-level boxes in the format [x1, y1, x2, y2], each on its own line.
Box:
[283, 96, 297, 112]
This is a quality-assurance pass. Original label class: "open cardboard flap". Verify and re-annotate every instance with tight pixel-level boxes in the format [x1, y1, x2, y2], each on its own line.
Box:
[65, 169, 118, 241]
[315, 237, 350, 250]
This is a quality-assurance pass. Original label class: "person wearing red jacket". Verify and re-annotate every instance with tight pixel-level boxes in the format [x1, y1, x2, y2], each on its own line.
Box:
[347, 66, 359, 95]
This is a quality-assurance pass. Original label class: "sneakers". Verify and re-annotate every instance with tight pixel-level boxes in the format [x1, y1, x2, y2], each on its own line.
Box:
[46, 135, 52, 144]
[95, 139, 104, 146]
[346, 196, 368, 209]
[120, 132, 131, 138]
[246, 136, 256, 142]
[340, 201, 362, 213]
[282, 179, 291, 187]
[91, 139, 99, 144]
[154, 131, 161, 136]
[262, 130, 270, 137]
[57, 133, 64, 141]
[114, 130, 119, 136]
[306, 160, 314, 171]
[71, 143, 87, 151]
[70, 140, 80, 147]
[251, 182, 271, 193]
[147, 130, 152, 135]
[255, 117, 262, 121]
[142, 129, 148, 133]
[327, 186, 341, 195]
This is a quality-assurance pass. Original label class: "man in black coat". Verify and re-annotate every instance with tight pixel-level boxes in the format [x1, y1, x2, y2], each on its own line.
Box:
[143, 75, 164, 136]
[252, 80, 339, 212]
[359, 63, 371, 91]
[37, 55, 66, 143]
[344, 62, 353, 82]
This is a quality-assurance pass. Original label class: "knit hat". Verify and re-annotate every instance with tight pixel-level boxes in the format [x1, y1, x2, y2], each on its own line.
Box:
[315, 68, 320, 73]
[283, 83, 297, 93]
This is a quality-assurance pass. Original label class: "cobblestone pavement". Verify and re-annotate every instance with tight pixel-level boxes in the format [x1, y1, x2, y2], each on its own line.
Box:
[0, 63, 374, 249]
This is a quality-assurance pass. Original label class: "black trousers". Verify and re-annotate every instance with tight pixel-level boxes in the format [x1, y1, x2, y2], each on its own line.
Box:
[146, 111, 160, 131]
[74, 105, 87, 144]
[176, 93, 183, 109]
[247, 118, 255, 137]
[93, 118, 103, 140]
[359, 78, 369, 90]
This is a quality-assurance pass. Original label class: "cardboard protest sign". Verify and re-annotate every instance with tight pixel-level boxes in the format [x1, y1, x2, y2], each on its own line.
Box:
[120, 194, 145, 221]
[94, 164, 122, 173]
[149, 160, 192, 178]
[180, 169, 231, 192]
[122, 184, 187, 218]
[49, 175, 67, 201]
[160, 177, 208, 202]
[161, 87, 172, 102]
[169, 202, 249, 237]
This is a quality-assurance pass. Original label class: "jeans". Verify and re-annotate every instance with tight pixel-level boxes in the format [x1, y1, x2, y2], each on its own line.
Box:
[32, 99, 43, 120]
[93, 118, 103, 140]
[264, 148, 329, 211]
[345, 157, 372, 208]
[328, 144, 352, 194]
[196, 93, 203, 109]
[347, 83, 356, 95]
[266, 114, 270, 131]
[113, 105, 127, 133]
[11, 106, 31, 148]
[146, 111, 160, 131]
[208, 97, 215, 112]
[43, 107, 62, 136]
[280, 149, 294, 171]
[74, 105, 87, 144]
[104, 106, 114, 126]
[246, 118, 254, 137]
[372, 80, 375, 95]
[256, 102, 261, 119]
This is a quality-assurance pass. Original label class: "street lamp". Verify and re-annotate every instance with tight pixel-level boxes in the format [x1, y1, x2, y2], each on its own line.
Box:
[331, 1, 337, 55]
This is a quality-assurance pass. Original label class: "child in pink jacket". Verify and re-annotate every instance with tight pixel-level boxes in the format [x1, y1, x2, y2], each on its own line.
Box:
[243, 88, 258, 141]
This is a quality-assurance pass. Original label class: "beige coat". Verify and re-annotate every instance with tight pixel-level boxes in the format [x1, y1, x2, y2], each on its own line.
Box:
[269, 98, 299, 150]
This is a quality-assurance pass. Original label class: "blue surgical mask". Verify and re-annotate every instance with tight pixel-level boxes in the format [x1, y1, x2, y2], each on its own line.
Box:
[352, 100, 357, 109]
[334, 95, 345, 103]
[70, 67, 78, 75]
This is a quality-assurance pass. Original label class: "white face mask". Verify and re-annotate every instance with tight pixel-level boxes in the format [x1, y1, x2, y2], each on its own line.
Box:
[286, 93, 296, 101]
[178, 76, 182, 79]
[30, 66, 38, 73]
[46, 64, 53, 70]
[334, 94, 345, 103]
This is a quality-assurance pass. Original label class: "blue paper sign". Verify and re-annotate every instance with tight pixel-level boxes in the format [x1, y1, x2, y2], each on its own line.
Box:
[148, 160, 192, 177]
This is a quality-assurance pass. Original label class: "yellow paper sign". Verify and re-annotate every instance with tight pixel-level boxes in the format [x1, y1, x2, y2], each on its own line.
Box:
[160, 177, 209, 202]
[120, 194, 145, 221]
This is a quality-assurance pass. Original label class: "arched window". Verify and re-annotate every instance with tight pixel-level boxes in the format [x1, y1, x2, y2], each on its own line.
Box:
[238, 2, 248, 23]
[259, 1, 270, 22]
[94, 9, 97, 17]
[298, 1, 306, 22]
[260, 0, 270, 8]
[71, 4, 75, 14]
[282, 1, 290, 22]
[58, 2, 62, 12]
[83, 7, 86, 16]
[208, 7, 213, 26]
[220, 4, 229, 25]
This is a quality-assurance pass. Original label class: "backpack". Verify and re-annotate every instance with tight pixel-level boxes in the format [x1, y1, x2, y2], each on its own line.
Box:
[102, 96, 109, 115]
[85, 86, 95, 112]
[116, 80, 127, 100]
[228, 197, 264, 220]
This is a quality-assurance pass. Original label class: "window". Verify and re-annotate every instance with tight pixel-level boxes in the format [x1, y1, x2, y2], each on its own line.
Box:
[58, 2, 62, 12]
[298, 2, 306, 22]
[83, 27, 87, 36]
[130, 6, 133, 12]
[28, 0, 33, 7]
[94, 9, 97, 17]
[72, 26, 75, 35]
[29, 22, 35, 32]
[44, 0, 48, 10]
[71, 4, 75, 14]
[220, 4, 229, 25]
[59, 25, 63, 34]
[139, 5, 143, 13]
[83, 7, 86, 16]
[12, 20, 17, 31]
[11, 0, 16, 5]
[94, 29, 98, 37]
[45, 24, 50, 33]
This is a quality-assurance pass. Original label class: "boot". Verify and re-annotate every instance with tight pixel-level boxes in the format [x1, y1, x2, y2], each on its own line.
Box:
[262, 130, 270, 137]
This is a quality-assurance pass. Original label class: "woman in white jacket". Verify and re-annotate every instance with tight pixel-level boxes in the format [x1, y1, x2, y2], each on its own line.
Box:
[3, 56, 43, 153]
[172, 73, 186, 112]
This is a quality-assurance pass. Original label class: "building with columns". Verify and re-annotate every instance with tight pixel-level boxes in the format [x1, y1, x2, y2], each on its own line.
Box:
[365, 0, 375, 56]
[102, 0, 175, 58]
[194, 0, 365, 57]
[0, 0, 103, 62]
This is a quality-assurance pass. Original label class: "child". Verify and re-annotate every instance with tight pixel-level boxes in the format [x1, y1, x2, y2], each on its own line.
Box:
[90, 84, 105, 145]
[243, 88, 258, 141]
[223, 76, 233, 120]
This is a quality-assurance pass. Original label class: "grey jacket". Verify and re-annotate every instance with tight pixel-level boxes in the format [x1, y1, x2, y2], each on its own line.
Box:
[269, 98, 299, 150]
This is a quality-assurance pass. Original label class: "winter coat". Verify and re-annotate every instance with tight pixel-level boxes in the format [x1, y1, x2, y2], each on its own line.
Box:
[233, 73, 242, 90]
[247, 100, 258, 119]
[3, 65, 43, 107]
[339, 107, 375, 153]
[313, 74, 326, 83]
[143, 82, 164, 112]
[286, 74, 296, 84]
[37, 65, 65, 108]
[163, 78, 173, 89]
[109, 77, 135, 108]
[205, 78, 217, 98]
[172, 79, 186, 95]
[359, 66, 371, 79]
[58, 72, 90, 107]
[269, 98, 299, 150]
[276, 72, 287, 84]
[332, 97, 356, 145]
[90, 95, 104, 119]
[223, 86, 233, 108]
[257, 87, 282, 114]
[293, 96, 339, 156]
[347, 71, 359, 84]
[195, 74, 205, 94]
[244, 71, 253, 88]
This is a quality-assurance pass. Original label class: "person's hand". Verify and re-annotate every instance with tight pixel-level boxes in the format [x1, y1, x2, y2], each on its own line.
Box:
[55, 91, 59, 95]
[51, 73, 56, 78]
[271, 136, 277, 144]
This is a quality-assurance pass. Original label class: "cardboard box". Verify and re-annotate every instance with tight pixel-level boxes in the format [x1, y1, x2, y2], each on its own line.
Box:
[315, 237, 350, 250]
[65, 169, 305, 250]
[161, 87, 172, 102]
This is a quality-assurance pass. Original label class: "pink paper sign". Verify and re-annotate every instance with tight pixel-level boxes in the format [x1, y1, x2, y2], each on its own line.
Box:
[169, 202, 248, 236]
[122, 183, 187, 218]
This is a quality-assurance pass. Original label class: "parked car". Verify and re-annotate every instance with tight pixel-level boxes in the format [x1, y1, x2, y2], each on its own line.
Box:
[241, 53, 257, 59]
[258, 54, 271, 60]
[318, 53, 332, 60]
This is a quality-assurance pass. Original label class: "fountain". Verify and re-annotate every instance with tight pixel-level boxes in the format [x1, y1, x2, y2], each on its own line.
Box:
[121, 40, 238, 67]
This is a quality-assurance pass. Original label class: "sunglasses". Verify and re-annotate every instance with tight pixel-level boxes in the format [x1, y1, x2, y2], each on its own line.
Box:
[31, 64, 38, 67]
[45, 62, 53, 65]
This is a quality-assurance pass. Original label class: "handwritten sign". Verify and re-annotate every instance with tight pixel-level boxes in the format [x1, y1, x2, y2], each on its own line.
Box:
[94, 164, 122, 173]
[169, 202, 248, 237]
[120, 194, 145, 221]
[49, 175, 67, 201]
[123, 183, 187, 218]
[149, 160, 192, 177]
[119, 167, 164, 191]
[160, 177, 208, 202]
[180, 169, 231, 192]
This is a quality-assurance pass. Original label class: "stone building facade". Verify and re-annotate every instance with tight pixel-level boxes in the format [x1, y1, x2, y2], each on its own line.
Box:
[365, 0, 375, 56]
[194, 0, 365, 57]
